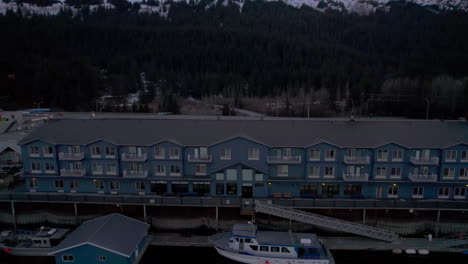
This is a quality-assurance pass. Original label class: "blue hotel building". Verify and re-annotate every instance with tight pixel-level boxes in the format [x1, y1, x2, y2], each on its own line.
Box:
[18, 118, 468, 201]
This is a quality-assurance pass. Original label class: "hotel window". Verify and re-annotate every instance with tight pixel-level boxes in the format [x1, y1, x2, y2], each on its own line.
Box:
[248, 148, 259, 160]
[216, 183, 224, 195]
[255, 174, 264, 181]
[226, 183, 237, 195]
[277, 165, 288, 177]
[169, 147, 180, 159]
[376, 167, 387, 178]
[412, 186, 424, 198]
[29, 146, 40, 156]
[31, 162, 41, 172]
[92, 164, 103, 175]
[392, 150, 403, 161]
[377, 150, 388, 161]
[226, 169, 237, 181]
[390, 167, 401, 178]
[105, 146, 115, 157]
[155, 165, 166, 175]
[62, 255, 74, 262]
[106, 164, 117, 175]
[445, 150, 457, 162]
[242, 169, 253, 181]
[169, 165, 181, 175]
[220, 147, 231, 160]
[300, 184, 318, 195]
[344, 184, 362, 195]
[308, 166, 320, 178]
[154, 147, 165, 159]
[325, 149, 335, 161]
[110, 181, 120, 190]
[43, 146, 53, 157]
[460, 168, 468, 178]
[94, 180, 104, 190]
[135, 182, 145, 191]
[55, 180, 64, 188]
[443, 168, 455, 179]
[438, 187, 449, 198]
[45, 162, 55, 172]
[215, 173, 224, 181]
[70, 180, 79, 189]
[150, 183, 167, 195]
[324, 166, 335, 178]
[387, 186, 399, 197]
[196, 164, 207, 175]
[98, 256, 107, 262]
[30, 178, 38, 188]
[309, 149, 321, 161]
[277, 148, 292, 157]
[71, 146, 81, 153]
[454, 187, 466, 199]
[193, 183, 210, 195]
[91, 146, 101, 157]
[462, 151, 468, 161]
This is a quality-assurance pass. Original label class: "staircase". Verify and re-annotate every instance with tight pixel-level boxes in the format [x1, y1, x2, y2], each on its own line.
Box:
[254, 200, 399, 242]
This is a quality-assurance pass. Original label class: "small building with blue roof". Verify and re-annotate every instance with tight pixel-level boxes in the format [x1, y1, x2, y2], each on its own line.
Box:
[49, 213, 150, 264]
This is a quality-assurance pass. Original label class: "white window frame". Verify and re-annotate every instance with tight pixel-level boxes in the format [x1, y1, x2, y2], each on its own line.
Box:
[154, 147, 165, 159]
[377, 150, 388, 161]
[462, 151, 468, 162]
[110, 181, 120, 190]
[94, 180, 104, 190]
[169, 147, 180, 159]
[42, 146, 54, 157]
[443, 167, 455, 179]
[438, 187, 450, 199]
[309, 149, 321, 161]
[45, 162, 55, 173]
[445, 150, 457, 162]
[155, 165, 166, 176]
[459, 168, 468, 179]
[412, 186, 424, 198]
[454, 187, 466, 199]
[196, 164, 207, 175]
[31, 162, 41, 173]
[92, 163, 103, 175]
[29, 146, 40, 157]
[242, 169, 253, 181]
[54, 180, 64, 189]
[91, 146, 102, 158]
[390, 167, 402, 179]
[105, 146, 116, 158]
[248, 148, 259, 160]
[62, 255, 74, 262]
[220, 147, 231, 160]
[70, 180, 79, 189]
[277, 165, 288, 177]
[169, 164, 181, 176]
[215, 173, 224, 181]
[308, 166, 320, 178]
[135, 182, 145, 191]
[392, 150, 403, 162]
[105, 164, 117, 175]
[375, 167, 387, 179]
[387, 186, 399, 198]
[324, 149, 335, 161]
[324, 166, 335, 178]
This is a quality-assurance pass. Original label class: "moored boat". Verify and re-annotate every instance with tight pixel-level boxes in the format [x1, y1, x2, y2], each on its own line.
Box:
[0, 227, 69, 256]
[210, 223, 334, 264]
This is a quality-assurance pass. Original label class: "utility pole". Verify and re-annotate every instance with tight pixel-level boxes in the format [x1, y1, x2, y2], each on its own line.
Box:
[275, 98, 279, 117]
[306, 97, 310, 118]
[360, 93, 364, 117]
[425, 98, 430, 120]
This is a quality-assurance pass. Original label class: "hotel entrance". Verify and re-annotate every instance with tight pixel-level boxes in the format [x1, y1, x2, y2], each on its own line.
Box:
[242, 184, 253, 198]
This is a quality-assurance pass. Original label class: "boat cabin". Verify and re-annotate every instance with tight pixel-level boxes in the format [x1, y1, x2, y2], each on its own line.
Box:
[31, 227, 69, 248]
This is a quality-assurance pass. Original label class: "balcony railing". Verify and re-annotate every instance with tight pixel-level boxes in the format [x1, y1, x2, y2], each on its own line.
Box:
[60, 169, 86, 177]
[58, 152, 84, 160]
[343, 156, 370, 164]
[408, 173, 438, 182]
[187, 154, 212, 162]
[342, 173, 369, 182]
[267, 156, 302, 164]
[123, 170, 148, 178]
[410, 157, 439, 165]
[121, 153, 147, 162]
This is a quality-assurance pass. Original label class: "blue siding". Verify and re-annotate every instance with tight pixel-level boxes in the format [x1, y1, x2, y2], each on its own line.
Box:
[54, 244, 131, 264]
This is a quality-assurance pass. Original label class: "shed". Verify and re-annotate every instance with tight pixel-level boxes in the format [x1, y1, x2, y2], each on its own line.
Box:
[49, 214, 150, 264]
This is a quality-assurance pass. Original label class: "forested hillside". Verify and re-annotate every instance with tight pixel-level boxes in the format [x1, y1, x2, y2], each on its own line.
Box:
[0, 1, 467, 118]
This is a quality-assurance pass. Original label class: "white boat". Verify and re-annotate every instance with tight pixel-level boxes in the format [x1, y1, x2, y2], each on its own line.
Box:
[0, 227, 69, 256]
[210, 224, 334, 264]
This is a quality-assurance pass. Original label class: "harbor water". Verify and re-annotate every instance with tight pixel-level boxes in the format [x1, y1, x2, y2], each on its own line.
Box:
[1, 246, 468, 264]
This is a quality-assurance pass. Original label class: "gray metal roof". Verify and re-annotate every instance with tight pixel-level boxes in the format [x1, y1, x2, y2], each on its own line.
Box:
[49, 213, 149, 257]
[19, 118, 468, 148]
[256, 231, 321, 247]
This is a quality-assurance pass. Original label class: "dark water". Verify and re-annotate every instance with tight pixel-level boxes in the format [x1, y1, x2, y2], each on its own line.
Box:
[1, 246, 468, 264]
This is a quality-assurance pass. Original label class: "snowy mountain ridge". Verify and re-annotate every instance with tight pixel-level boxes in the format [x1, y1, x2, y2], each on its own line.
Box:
[0, 0, 467, 17]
